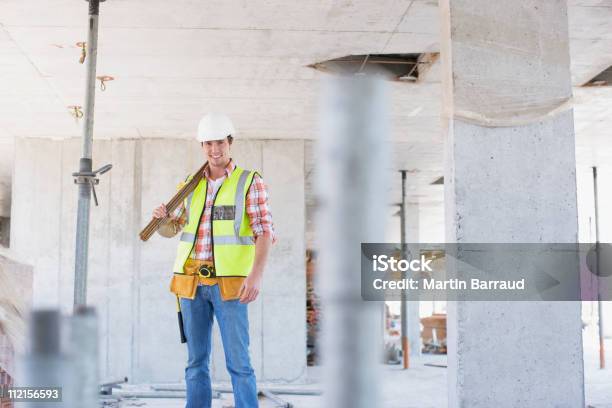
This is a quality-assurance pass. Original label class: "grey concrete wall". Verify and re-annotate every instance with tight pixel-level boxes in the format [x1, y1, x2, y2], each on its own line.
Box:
[10, 137, 306, 384]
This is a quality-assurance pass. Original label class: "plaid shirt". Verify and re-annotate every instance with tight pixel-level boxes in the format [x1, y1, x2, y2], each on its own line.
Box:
[172, 160, 275, 261]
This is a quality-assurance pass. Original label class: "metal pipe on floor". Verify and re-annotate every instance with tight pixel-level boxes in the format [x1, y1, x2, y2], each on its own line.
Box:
[317, 76, 389, 408]
[111, 390, 221, 399]
[258, 389, 294, 408]
[152, 385, 322, 396]
[100, 377, 129, 389]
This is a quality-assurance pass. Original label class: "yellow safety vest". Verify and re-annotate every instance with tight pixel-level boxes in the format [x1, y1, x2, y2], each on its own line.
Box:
[172, 166, 257, 277]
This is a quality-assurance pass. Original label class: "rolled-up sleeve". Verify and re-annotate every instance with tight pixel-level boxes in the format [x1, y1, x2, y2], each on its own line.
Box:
[245, 173, 276, 242]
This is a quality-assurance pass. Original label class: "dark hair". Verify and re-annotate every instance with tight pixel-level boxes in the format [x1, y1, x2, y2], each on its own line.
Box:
[201, 135, 233, 146]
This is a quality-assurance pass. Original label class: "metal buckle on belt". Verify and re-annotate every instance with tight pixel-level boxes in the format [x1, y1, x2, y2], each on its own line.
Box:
[197, 265, 216, 278]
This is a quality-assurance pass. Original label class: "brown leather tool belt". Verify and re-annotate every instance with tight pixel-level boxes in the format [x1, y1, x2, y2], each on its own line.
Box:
[170, 259, 217, 299]
[184, 258, 216, 278]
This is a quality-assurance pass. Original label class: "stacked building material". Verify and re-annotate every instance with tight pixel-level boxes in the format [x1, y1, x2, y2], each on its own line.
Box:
[420, 313, 447, 354]
[0, 365, 13, 408]
[0, 248, 33, 407]
[306, 250, 321, 366]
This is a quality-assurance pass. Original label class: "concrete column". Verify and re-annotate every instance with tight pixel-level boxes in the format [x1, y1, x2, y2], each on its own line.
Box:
[440, 1, 584, 407]
[11, 138, 62, 308]
[137, 138, 194, 382]
[261, 140, 307, 381]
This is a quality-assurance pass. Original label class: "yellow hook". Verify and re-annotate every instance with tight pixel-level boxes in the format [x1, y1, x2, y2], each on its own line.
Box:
[97, 75, 114, 92]
[77, 42, 87, 64]
[68, 105, 84, 119]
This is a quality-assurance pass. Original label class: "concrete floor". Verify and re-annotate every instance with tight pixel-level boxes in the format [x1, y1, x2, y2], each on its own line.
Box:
[109, 354, 448, 408]
[107, 324, 612, 407]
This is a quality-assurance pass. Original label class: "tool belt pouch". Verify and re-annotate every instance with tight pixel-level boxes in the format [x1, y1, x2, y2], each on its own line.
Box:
[218, 278, 244, 301]
[169, 273, 198, 299]
[183, 259, 198, 276]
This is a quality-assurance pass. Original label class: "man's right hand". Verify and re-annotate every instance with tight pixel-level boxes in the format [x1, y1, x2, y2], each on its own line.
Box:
[153, 203, 170, 219]
[154, 203, 185, 238]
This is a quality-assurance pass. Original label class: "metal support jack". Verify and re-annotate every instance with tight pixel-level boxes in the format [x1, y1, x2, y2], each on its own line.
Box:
[593, 166, 605, 369]
[399, 170, 410, 369]
[72, 0, 111, 311]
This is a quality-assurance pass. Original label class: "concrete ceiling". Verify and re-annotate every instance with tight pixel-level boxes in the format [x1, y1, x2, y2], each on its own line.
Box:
[0, 0, 611, 235]
[0, 0, 440, 141]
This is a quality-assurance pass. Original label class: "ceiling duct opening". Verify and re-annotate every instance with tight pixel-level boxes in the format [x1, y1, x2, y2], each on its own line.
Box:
[308, 52, 438, 82]
[583, 65, 612, 87]
[431, 176, 444, 185]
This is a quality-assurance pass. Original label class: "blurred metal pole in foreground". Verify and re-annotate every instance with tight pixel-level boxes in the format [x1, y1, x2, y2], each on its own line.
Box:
[69, 306, 99, 407]
[20, 310, 75, 408]
[399, 170, 409, 369]
[317, 76, 389, 408]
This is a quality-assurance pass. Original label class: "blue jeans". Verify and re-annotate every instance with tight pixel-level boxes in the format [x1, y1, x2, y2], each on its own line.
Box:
[180, 284, 258, 408]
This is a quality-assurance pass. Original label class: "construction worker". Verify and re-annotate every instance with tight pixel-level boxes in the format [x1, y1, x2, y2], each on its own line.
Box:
[152, 112, 275, 408]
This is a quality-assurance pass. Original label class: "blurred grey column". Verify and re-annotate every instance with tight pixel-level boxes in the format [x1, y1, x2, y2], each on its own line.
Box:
[317, 76, 388, 408]
[18, 310, 76, 408]
[69, 306, 98, 407]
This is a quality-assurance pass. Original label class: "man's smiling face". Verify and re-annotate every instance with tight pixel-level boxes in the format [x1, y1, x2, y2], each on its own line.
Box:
[202, 137, 231, 168]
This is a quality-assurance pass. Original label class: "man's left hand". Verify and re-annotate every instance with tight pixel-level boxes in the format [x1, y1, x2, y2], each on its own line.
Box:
[239, 272, 262, 303]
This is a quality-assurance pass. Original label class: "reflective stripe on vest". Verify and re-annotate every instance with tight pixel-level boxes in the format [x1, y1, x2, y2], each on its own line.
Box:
[171, 166, 257, 277]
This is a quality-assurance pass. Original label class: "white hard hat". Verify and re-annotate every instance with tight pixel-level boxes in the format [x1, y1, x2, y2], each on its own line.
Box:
[197, 113, 236, 142]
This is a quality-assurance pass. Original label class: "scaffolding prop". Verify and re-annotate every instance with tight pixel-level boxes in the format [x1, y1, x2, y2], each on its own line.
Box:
[399, 170, 410, 369]
[593, 166, 605, 369]
[72, 0, 112, 311]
